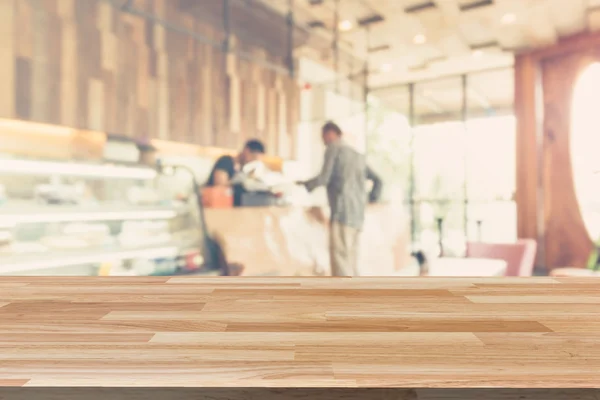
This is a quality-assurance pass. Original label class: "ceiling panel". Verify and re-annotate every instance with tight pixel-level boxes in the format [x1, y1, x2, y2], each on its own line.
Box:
[524, 3, 557, 47]
[255, 0, 594, 119]
[257, 0, 590, 75]
[438, 33, 472, 56]
[548, 0, 587, 37]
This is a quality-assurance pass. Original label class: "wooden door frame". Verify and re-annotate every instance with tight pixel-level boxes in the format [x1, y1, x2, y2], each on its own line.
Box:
[515, 32, 600, 270]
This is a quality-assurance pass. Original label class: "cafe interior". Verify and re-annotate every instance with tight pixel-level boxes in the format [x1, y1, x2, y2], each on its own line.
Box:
[1, 0, 600, 279]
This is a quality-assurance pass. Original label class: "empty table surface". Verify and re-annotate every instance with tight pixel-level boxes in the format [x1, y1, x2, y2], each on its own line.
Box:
[0, 276, 598, 388]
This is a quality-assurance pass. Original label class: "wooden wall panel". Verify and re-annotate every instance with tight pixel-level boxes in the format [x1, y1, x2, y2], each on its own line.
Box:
[0, 0, 16, 119]
[15, 57, 32, 120]
[2, 0, 300, 158]
[60, 2, 78, 129]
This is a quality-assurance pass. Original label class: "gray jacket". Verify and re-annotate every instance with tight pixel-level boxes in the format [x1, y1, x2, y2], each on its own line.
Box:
[305, 141, 381, 229]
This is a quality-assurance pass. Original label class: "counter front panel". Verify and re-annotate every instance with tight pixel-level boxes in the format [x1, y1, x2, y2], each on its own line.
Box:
[205, 204, 411, 276]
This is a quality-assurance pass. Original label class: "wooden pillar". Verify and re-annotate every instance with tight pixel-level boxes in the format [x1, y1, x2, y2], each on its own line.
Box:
[514, 54, 544, 265]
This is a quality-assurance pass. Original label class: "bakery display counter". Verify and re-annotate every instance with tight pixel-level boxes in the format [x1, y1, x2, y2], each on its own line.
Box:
[0, 203, 182, 224]
[0, 155, 211, 277]
[0, 233, 202, 276]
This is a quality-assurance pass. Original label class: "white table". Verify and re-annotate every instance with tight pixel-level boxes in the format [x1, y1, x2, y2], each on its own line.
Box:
[428, 257, 507, 277]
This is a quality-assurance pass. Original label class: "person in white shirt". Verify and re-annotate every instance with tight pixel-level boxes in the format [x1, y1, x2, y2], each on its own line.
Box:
[231, 140, 269, 206]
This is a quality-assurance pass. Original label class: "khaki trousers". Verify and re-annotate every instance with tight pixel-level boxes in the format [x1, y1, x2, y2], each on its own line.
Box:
[329, 221, 360, 277]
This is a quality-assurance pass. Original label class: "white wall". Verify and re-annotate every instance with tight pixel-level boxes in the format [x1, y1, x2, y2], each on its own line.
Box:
[296, 57, 368, 171]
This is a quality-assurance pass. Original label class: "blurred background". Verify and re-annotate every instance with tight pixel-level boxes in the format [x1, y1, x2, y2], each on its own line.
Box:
[1, 0, 600, 278]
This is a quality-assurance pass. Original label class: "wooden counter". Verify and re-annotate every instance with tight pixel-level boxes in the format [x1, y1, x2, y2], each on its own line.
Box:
[204, 204, 411, 276]
[0, 276, 599, 399]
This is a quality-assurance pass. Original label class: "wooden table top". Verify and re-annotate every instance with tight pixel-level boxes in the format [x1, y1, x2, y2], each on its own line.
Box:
[428, 257, 507, 276]
[0, 276, 599, 388]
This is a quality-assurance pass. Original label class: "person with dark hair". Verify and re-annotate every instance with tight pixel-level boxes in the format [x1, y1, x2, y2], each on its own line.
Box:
[206, 155, 236, 187]
[242, 139, 265, 155]
[300, 121, 382, 277]
[238, 139, 265, 167]
[229, 139, 270, 206]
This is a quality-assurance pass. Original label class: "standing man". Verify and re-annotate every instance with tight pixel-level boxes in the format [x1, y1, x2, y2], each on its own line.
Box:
[301, 121, 382, 276]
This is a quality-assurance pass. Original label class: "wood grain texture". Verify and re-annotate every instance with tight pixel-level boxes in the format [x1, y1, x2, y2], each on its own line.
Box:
[0, 277, 599, 389]
[0, 0, 16, 119]
[2, 0, 300, 157]
[514, 55, 540, 252]
[540, 52, 596, 269]
[0, 388, 599, 400]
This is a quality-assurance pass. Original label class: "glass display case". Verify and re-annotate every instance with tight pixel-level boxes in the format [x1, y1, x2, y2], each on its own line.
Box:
[0, 155, 216, 276]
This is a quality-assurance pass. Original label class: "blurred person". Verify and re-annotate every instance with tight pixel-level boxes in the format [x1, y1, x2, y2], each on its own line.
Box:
[300, 121, 382, 277]
[231, 139, 269, 206]
[237, 139, 265, 171]
[205, 155, 237, 187]
[201, 155, 238, 208]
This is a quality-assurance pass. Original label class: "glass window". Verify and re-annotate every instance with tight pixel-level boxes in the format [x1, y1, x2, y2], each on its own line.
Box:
[467, 68, 514, 119]
[323, 68, 368, 153]
[465, 116, 516, 242]
[412, 77, 465, 255]
[571, 63, 600, 242]
[412, 120, 466, 255]
[367, 69, 517, 253]
[464, 68, 516, 243]
[365, 91, 411, 204]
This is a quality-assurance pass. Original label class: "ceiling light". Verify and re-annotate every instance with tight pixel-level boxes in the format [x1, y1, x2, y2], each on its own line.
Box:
[472, 50, 484, 58]
[414, 34, 427, 44]
[339, 20, 353, 31]
[380, 63, 393, 72]
[501, 13, 516, 25]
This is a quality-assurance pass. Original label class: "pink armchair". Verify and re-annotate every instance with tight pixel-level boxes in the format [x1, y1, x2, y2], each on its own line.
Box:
[466, 239, 538, 277]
